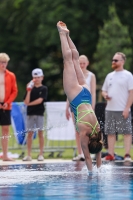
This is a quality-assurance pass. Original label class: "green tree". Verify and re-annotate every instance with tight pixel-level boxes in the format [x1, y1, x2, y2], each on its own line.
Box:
[93, 5, 132, 85]
[115, 0, 133, 68]
[0, 0, 112, 101]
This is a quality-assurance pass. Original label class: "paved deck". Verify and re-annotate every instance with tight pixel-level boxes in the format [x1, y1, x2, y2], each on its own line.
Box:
[0, 159, 132, 166]
[0, 159, 72, 166]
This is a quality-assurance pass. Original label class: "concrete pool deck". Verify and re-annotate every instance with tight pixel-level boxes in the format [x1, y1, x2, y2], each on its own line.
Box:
[0, 159, 132, 166]
[0, 159, 73, 165]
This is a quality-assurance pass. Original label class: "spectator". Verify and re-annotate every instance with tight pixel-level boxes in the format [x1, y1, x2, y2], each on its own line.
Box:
[102, 52, 133, 161]
[23, 68, 48, 161]
[0, 53, 18, 161]
[66, 55, 96, 161]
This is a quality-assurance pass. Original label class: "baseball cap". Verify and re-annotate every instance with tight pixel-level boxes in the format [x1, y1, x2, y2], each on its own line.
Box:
[32, 68, 44, 77]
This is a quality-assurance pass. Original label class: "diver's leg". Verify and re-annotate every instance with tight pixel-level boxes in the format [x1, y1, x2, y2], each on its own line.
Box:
[67, 34, 88, 89]
[57, 21, 82, 101]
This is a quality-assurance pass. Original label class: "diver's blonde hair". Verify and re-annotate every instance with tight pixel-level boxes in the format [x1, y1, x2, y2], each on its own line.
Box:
[0, 53, 10, 62]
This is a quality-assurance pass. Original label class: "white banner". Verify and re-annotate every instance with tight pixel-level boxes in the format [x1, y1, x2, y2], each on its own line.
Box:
[11, 102, 76, 143]
[46, 102, 75, 140]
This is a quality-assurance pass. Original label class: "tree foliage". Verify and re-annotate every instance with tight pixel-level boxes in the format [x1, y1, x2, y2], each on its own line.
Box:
[115, 1, 133, 45]
[0, 0, 133, 102]
[93, 5, 132, 84]
[0, 0, 112, 101]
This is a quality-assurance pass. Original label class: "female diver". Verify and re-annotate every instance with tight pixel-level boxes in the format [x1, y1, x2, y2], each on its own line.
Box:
[57, 21, 103, 172]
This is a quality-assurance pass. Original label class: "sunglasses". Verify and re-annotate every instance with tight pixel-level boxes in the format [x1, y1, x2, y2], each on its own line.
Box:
[112, 59, 122, 62]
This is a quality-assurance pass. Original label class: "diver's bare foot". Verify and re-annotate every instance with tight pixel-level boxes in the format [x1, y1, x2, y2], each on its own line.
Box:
[3, 157, 15, 161]
[57, 21, 69, 33]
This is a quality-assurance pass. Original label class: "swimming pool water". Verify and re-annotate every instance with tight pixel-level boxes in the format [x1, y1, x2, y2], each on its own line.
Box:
[0, 161, 133, 200]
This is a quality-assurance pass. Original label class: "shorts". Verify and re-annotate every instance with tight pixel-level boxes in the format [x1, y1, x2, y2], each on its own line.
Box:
[105, 111, 132, 135]
[0, 109, 11, 125]
[26, 115, 44, 132]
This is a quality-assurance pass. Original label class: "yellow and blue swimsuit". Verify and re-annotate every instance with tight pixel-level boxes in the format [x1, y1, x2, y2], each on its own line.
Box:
[70, 87, 98, 134]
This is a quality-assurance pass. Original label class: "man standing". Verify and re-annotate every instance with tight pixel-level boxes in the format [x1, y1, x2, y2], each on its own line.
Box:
[102, 52, 133, 161]
[0, 53, 18, 161]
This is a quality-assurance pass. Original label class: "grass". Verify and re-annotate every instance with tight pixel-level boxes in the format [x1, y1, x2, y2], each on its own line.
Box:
[1, 102, 132, 160]
[0, 126, 132, 160]
[0, 127, 133, 159]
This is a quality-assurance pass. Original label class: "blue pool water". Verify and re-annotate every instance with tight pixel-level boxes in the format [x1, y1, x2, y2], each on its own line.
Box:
[0, 161, 133, 200]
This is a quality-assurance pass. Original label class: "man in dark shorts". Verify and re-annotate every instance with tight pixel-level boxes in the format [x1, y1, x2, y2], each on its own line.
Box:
[0, 53, 18, 161]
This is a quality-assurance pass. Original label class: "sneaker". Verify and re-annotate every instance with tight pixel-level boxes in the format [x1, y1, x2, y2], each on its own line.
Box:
[37, 155, 44, 161]
[102, 154, 115, 161]
[72, 154, 85, 161]
[124, 154, 132, 162]
[22, 156, 32, 161]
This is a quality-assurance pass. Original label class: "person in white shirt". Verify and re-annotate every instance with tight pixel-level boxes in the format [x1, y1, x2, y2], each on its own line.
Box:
[102, 52, 133, 161]
[66, 55, 96, 161]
